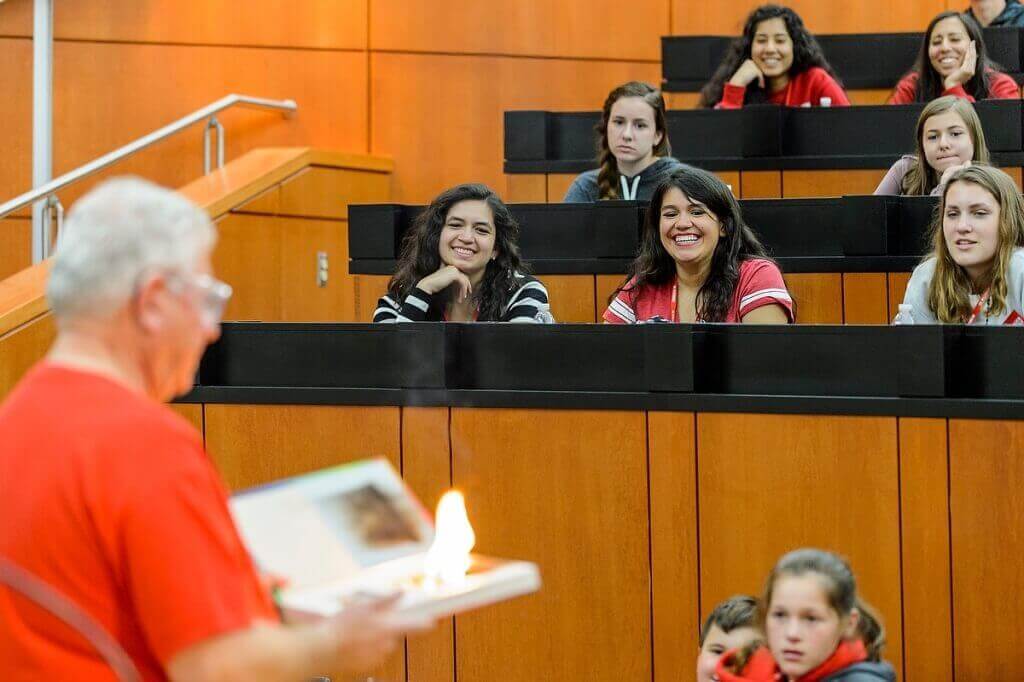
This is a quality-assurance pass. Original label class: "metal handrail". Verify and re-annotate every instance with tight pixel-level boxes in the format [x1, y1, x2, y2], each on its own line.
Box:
[0, 94, 297, 221]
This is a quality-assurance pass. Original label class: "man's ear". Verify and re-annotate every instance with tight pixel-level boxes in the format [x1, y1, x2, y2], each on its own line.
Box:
[843, 608, 861, 640]
[134, 274, 169, 334]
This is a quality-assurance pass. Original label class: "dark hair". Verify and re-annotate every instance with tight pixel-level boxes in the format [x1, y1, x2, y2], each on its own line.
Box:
[764, 549, 857, 618]
[386, 183, 529, 321]
[903, 11, 1002, 102]
[595, 81, 671, 200]
[611, 167, 772, 322]
[855, 597, 886, 662]
[699, 5, 841, 108]
[699, 595, 759, 646]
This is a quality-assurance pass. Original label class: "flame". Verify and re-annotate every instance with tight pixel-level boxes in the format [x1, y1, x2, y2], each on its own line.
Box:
[423, 490, 476, 586]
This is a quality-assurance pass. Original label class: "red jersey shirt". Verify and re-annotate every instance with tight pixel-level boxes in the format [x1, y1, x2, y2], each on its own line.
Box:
[887, 69, 1020, 104]
[717, 66, 851, 109]
[0, 364, 277, 681]
[603, 258, 795, 324]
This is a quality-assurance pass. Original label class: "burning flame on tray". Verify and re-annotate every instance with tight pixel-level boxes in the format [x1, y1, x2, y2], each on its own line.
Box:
[423, 491, 476, 586]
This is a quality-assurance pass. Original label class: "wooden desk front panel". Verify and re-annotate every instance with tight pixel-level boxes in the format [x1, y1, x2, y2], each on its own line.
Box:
[187, 405, 1024, 681]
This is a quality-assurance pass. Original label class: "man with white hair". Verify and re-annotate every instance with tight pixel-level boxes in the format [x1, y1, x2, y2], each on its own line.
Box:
[0, 178, 430, 680]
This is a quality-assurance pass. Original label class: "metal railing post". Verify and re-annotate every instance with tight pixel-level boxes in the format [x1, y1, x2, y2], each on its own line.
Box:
[31, 0, 54, 264]
[202, 116, 226, 174]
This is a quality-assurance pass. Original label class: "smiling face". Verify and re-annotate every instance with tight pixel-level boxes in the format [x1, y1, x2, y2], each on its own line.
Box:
[922, 110, 974, 172]
[942, 179, 1001, 285]
[751, 17, 794, 84]
[606, 96, 663, 169]
[696, 625, 761, 682]
[766, 574, 849, 679]
[438, 199, 497, 281]
[928, 16, 970, 78]
[658, 186, 725, 274]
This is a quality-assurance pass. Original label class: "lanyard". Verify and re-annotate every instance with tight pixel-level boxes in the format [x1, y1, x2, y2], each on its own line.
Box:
[670, 280, 702, 323]
[964, 287, 991, 325]
[619, 175, 641, 201]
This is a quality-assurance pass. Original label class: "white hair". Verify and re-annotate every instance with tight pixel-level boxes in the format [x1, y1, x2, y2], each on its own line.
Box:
[47, 177, 215, 321]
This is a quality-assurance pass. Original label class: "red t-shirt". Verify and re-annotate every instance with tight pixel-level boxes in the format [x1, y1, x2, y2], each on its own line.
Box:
[887, 69, 1020, 104]
[0, 364, 277, 681]
[717, 66, 851, 109]
[603, 258, 795, 324]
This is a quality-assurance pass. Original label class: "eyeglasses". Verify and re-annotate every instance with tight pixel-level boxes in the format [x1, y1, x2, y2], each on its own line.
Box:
[167, 272, 233, 327]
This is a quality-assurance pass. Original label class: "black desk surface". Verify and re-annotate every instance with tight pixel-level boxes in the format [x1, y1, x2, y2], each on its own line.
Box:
[184, 323, 1024, 421]
[661, 28, 1024, 92]
[504, 101, 1024, 173]
[348, 195, 934, 276]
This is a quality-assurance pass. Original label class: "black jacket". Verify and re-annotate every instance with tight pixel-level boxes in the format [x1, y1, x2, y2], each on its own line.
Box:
[967, 0, 1024, 27]
[824, 661, 897, 682]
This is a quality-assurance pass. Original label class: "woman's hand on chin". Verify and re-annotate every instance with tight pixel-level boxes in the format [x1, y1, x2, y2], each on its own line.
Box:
[417, 265, 473, 301]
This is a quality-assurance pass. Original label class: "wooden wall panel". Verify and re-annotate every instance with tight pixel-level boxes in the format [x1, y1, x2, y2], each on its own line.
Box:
[740, 170, 782, 198]
[0, 38, 33, 199]
[538, 274, 596, 323]
[506, 175, 546, 203]
[214, 213, 283, 321]
[371, 0, 667, 60]
[949, 419, 1024, 681]
[450, 408, 651, 682]
[888, 272, 912, 321]
[275, 166, 391, 221]
[648, 412, 700, 682]
[0, 218, 31, 282]
[782, 169, 887, 197]
[0, 42, 368, 206]
[785, 273, 843, 324]
[595, 274, 626, 320]
[848, 89, 894, 105]
[899, 418, 952, 682]
[671, 1, 948, 34]
[666, 92, 702, 110]
[547, 174, 578, 203]
[698, 413, 904, 675]
[169, 403, 204, 435]
[0, 314, 54, 400]
[353, 274, 391, 322]
[716, 171, 741, 194]
[203, 404, 401, 490]
[371, 52, 659, 202]
[843, 272, 890, 324]
[402, 407, 456, 682]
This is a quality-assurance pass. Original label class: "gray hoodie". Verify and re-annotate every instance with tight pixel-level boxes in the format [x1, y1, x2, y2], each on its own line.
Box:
[823, 660, 897, 681]
[562, 156, 691, 203]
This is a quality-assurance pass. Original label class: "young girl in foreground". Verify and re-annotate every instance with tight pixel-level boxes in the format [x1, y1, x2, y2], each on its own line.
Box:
[717, 549, 896, 682]
[699, 4, 849, 110]
[374, 184, 551, 323]
[888, 11, 1019, 104]
[563, 81, 688, 202]
[899, 164, 1024, 324]
[874, 96, 990, 196]
[603, 167, 794, 324]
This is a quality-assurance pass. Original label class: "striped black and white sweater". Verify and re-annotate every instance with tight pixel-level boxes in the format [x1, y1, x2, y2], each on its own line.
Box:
[373, 274, 552, 323]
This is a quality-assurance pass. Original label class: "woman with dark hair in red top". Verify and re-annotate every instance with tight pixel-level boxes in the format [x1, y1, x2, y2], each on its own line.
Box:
[699, 5, 850, 110]
[888, 11, 1020, 104]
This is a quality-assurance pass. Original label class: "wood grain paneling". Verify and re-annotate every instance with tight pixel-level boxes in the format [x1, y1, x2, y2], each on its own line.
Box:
[848, 89, 895, 105]
[888, 272, 912, 321]
[214, 213, 355, 322]
[450, 408, 651, 682]
[402, 407, 456, 682]
[203, 404, 401, 491]
[506, 175, 547, 203]
[666, 92, 702, 110]
[648, 412, 700, 682]
[843, 272, 890, 324]
[0, 218, 31, 282]
[698, 413, 903, 675]
[1, 42, 368, 207]
[0, 314, 54, 400]
[782, 169, 888, 197]
[1000, 166, 1023, 189]
[596, 273, 627, 320]
[784, 273, 843, 324]
[371, 0, 667, 60]
[899, 417, 952, 682]
[354, 274, 392, 322]
[169, 403, 204, 435]
[547, 174, 579, 203]
[0, 38, 33, 198]
[537, 274, 596, 322]
[275, 166, 391, 220]
[716, 171, 741, 195]
[671, 1, 948, 34]
[740, 170, 782, 198]
[371, 52, 659, 202]
[949, 419, 1024, 681]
